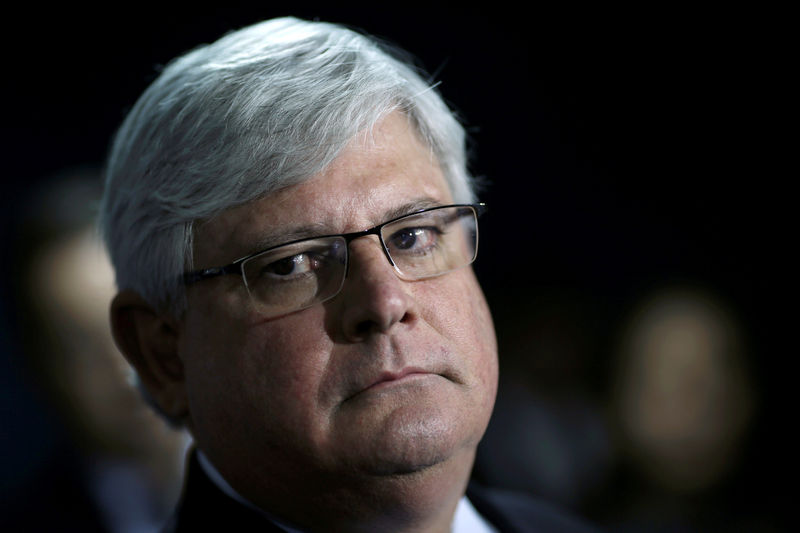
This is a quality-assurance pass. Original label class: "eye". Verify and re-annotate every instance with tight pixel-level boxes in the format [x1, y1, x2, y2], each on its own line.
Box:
[387, 226, 440, 253]
[263, 253, 319, 278]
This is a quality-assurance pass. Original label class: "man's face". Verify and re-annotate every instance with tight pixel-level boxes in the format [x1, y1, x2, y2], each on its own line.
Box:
[179, 113, 498, 495]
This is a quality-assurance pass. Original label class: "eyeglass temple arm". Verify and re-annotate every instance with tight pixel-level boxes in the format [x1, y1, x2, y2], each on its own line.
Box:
[183, 263, 242, 285]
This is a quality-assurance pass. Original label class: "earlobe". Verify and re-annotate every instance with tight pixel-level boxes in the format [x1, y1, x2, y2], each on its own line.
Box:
[110, 290, 189, 420]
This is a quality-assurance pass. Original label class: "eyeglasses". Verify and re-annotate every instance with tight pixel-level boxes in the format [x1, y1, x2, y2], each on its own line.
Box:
[184, 203, 485, 318]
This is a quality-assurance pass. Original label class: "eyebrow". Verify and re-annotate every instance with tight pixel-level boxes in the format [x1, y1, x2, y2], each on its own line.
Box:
[380, 198, 443, 222]
[245, 196, 445, 256]
[245, 223, 330, 256]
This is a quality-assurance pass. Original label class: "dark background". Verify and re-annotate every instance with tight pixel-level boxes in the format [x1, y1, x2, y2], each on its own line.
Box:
[1, 4, 790, 531]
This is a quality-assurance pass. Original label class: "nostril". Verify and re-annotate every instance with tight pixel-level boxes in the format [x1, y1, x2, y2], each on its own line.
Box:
[353, 319, 372, 338]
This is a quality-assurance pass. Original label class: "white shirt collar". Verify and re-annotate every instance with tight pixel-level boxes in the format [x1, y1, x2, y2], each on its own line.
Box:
[452, 496, 498, 533]
[197, 449, 496, 532]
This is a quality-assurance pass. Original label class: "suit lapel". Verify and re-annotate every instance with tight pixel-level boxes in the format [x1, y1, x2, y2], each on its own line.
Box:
[164, 449, 286, 533]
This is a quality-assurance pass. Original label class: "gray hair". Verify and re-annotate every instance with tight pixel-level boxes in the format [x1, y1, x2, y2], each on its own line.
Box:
[100, 17, 475, 316]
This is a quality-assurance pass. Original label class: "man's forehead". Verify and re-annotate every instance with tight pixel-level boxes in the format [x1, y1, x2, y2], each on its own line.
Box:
[194, 112, 453, 265]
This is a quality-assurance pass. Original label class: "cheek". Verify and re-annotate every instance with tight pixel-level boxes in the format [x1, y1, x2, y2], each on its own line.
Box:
[243, 318, 333, 405]
[181, 300, 335, 440]
[417, 271, 499, 391]
[237, 314, 335, 416]
[464, 280, 499, 404]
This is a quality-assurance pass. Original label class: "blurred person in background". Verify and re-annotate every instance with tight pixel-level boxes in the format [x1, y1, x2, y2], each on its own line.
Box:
[609, 286, 755, 531]
[3, 170, 188, 532]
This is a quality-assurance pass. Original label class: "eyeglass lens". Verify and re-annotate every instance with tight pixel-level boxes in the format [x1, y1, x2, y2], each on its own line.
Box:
[240, 205, 478, 317]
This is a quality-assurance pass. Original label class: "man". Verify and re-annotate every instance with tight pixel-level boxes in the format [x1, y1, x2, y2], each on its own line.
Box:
[102, 17, 593, 532]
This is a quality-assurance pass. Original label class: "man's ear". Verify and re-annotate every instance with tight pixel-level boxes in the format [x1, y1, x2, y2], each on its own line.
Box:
[110, 290, 189, 420]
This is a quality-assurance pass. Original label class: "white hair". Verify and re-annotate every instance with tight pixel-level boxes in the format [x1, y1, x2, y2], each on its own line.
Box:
[100, 17, 475, 316]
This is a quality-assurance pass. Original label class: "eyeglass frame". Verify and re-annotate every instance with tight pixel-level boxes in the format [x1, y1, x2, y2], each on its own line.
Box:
[183, 203, 486, 287]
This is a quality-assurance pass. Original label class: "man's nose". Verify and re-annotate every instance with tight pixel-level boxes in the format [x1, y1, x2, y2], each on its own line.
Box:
[335, 236, 417, 341]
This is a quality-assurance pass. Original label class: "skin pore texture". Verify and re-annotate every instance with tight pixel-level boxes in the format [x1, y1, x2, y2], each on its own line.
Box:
[161, 112, 498, 532]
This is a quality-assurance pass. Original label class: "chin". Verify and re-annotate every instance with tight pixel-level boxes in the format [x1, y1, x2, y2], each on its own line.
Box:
[350, 412, 476, 478]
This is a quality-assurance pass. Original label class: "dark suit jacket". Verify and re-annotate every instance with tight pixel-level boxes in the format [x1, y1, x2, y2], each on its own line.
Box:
[163, 451, 597, 532]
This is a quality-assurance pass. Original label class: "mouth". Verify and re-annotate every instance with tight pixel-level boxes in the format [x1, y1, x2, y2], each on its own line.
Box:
[345, 367, 439, 401]
[370, 368, 431, 387]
